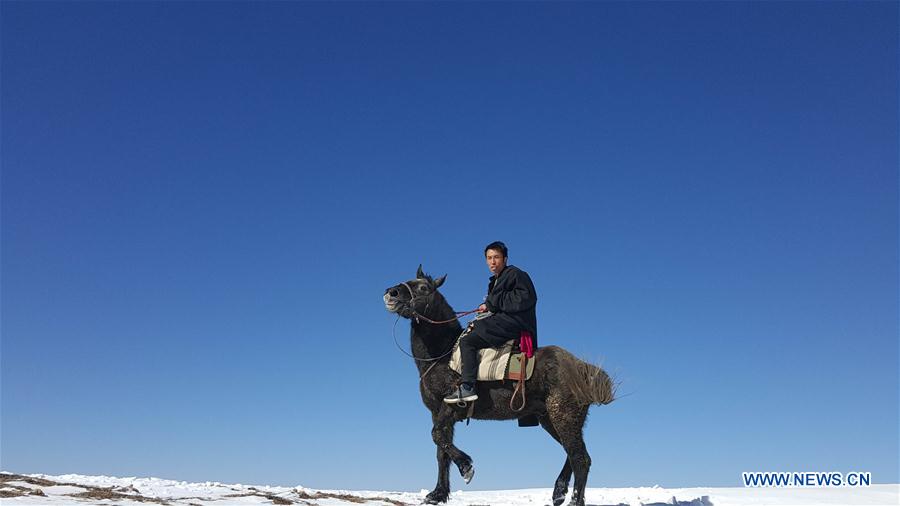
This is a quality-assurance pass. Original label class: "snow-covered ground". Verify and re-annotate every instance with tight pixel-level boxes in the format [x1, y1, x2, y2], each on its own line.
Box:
[1, 472, 897, 506]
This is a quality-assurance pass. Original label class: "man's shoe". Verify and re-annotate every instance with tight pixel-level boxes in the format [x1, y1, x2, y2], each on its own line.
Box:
[443, 383, 478, 404]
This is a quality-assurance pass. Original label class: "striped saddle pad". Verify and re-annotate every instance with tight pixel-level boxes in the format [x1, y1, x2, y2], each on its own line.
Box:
[448, 338, 536, 382]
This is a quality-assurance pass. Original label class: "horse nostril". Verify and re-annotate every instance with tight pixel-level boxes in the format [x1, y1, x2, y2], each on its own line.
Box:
[389, 289, 399, 297]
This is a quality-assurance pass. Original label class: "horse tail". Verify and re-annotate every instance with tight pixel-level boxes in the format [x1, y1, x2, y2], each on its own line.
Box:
[556, 349, 616, 406]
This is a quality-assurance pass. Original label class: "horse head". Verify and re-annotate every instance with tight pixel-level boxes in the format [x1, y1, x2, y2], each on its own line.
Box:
[383, 264, 447, 319]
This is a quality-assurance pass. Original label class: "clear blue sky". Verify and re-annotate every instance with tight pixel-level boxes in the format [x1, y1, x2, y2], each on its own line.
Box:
[2, 1, 897, 492]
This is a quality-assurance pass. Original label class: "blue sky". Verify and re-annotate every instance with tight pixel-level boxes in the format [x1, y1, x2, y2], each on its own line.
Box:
[2, 1, 897, 492]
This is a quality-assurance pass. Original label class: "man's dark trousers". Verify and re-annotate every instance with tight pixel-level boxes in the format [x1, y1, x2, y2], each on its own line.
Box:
[459, 314, 521, 385]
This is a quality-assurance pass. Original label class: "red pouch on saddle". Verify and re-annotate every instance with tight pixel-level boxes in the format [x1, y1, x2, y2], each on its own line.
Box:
[519, 331, 534, 358]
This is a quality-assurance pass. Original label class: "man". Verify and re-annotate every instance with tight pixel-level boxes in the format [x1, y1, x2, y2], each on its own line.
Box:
[444, 241, 538, 404]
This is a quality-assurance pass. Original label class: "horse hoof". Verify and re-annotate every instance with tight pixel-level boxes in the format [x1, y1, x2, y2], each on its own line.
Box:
[460, 463, 475, 484]
[552, 482, 568, 506]
[424, 490, 449, 504]
[553, 481, 569, 506]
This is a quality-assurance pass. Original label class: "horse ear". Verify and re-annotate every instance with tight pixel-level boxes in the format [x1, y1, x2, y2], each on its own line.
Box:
[434, 274, 446, 288]
[417, 264, 425, 279]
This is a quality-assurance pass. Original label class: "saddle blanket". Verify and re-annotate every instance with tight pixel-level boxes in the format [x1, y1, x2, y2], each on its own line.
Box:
[448, 338, 536, 381]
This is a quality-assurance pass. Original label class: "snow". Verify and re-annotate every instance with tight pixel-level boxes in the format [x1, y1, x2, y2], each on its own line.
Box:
[0, 471, 896, 505]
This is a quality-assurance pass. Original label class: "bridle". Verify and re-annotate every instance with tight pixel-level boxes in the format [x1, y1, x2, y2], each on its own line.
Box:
[400, 281, 480, 324]
[391, 281, 480, 364]
[399, 281, 426, 320]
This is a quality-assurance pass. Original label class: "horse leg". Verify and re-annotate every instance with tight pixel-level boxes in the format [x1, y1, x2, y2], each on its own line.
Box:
[547, 402, 591, 506]
[539, 414, 573, 506]
[426, 410, 474, 504]
[425, 444, 452, 504]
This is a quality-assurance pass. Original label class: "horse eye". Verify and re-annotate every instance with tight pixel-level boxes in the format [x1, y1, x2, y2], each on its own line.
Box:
[418, 285, 428, 292]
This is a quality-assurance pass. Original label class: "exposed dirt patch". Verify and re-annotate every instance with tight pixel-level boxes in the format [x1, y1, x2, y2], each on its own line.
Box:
[0, 485, 48, 498]
[1, 472, 411, 506]
[0, 472, 57, 487]
[0, 474, 52, 499]
[1, 472, 171, 504]
[295, 490, 364, 503]
[294, 489, 409, 506]
[68, 486, 172, 504]
[225, 489, 410, 505]
[0, 489, 26, 498]
[226, 491, 296, 504]
[116, 483, 143, 494]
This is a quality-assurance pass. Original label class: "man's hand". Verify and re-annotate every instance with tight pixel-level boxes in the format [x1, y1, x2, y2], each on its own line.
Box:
[478, 304, 487, 313]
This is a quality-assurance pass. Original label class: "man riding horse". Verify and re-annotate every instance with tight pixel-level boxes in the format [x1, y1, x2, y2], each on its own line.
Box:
[444, 241, 538, 406]
[383, 252, 614, 506]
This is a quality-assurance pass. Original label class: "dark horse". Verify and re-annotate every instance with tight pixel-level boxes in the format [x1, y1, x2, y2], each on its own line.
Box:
[384, 266, 615, 506]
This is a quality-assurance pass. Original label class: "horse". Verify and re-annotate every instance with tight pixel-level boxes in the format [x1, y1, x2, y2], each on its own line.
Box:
[384, 266, 615, 506]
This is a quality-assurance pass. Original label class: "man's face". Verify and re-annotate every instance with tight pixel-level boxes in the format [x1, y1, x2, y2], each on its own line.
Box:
[485, 249, 507, 276]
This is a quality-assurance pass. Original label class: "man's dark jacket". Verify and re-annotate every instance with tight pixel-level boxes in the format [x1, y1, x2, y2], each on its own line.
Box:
[483, 265, 538, 347]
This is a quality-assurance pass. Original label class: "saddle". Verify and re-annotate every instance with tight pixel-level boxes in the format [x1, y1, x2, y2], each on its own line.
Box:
[448, 330, 536, 382]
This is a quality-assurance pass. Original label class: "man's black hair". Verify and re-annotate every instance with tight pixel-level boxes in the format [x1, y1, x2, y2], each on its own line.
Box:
[484, 241, 508, 258]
